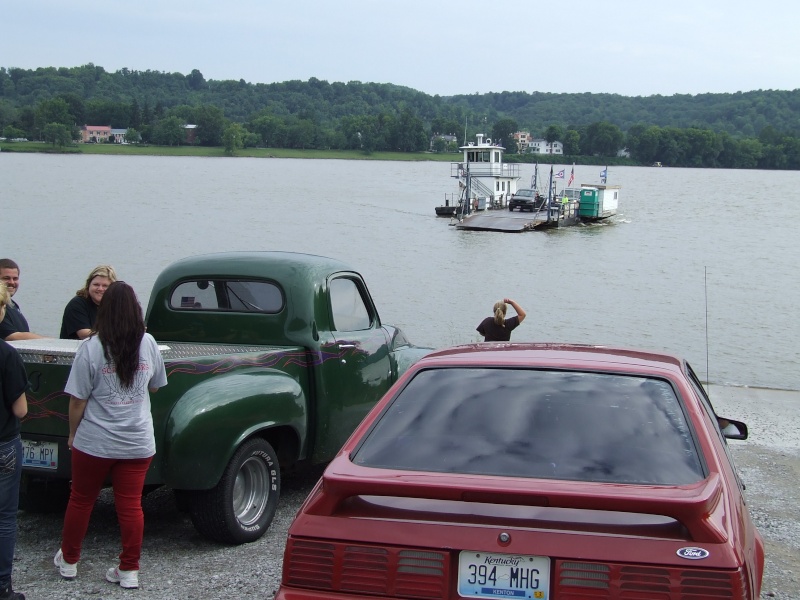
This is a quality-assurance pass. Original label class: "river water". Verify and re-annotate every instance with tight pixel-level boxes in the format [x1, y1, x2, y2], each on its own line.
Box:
[2, 153, 798, 391]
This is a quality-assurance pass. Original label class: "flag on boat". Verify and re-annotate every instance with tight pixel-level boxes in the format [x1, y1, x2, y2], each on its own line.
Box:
[567, 165, 574, 187]
[600, 167, 607, 183]
[555, 169, 565, 179]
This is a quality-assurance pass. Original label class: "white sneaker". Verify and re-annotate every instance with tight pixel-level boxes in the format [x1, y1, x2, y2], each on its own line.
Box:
[106, 567, 139, 589]
[53, 549, 77, 579]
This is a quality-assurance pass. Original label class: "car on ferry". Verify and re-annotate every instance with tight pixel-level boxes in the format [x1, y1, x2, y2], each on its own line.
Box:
[276, 343, 764, 600]
[508, 187, 544, 212]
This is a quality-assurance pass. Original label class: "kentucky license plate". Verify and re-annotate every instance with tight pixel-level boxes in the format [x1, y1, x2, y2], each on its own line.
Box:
[458, 551, 550, 599]
[21, 439, 58, 470]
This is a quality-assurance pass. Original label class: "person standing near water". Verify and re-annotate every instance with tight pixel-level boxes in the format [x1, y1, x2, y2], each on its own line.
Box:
[476, 298, 526, 342]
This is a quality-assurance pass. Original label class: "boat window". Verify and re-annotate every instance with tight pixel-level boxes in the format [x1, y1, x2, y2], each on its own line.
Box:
[467, 150, 491, 163]
[329, 277, 372, 331]
[169, 279, 284, 313]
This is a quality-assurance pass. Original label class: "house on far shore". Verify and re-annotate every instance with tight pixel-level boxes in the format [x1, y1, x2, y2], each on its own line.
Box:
[526, 138, 564, 155]
[111, 128, 128, 143]
[80, 125, 112, 143]
[512, 131, 531, 153]
[429, 134, 458, 152]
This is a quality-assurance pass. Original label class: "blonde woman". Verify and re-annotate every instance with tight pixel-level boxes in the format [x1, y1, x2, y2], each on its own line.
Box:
[476, 298, 526, 342]
[59, 265, 117, 340]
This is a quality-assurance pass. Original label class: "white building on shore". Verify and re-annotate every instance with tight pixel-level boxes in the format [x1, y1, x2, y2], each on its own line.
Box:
[526, 138, 564, 155]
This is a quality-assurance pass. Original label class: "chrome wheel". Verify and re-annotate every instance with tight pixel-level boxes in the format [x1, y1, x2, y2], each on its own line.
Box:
[233, 454, 271, 526]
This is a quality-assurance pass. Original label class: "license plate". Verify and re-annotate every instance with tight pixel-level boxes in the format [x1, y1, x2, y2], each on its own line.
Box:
[21, 439, 59, 470]
[458, 551, 550, 599]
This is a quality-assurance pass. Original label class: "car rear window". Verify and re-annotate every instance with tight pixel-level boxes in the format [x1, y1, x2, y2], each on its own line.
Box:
[514, 189, 535, 197]
[352, 368, 705, 485]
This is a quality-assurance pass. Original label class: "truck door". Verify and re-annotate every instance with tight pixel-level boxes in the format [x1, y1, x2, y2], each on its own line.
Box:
[316, 275, 392, 460]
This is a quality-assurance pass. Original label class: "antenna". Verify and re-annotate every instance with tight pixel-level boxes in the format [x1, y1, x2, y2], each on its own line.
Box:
[704, 266, 710, 392]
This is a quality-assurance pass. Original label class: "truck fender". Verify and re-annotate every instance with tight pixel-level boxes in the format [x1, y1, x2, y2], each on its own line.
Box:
[382, 325, 432, 378]
[162, 368, 306, 489]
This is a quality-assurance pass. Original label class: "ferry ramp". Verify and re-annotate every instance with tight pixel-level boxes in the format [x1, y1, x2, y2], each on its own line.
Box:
[454, 209, 549, 232]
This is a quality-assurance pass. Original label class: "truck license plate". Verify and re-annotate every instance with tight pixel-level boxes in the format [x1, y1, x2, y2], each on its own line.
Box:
[458, 551, 550, 599]
[21, 439, 58, 470]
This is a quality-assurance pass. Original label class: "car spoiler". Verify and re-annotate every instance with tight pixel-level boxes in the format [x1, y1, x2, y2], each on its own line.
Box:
[306, 458, 727, 544]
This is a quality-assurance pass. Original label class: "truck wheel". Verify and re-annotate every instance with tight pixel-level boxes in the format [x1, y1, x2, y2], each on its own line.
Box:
[186, 438, 280, 544]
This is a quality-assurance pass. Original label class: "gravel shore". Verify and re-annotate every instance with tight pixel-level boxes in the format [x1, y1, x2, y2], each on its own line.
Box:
[11, 466, 325, 600]
[11, 386, 800, 600]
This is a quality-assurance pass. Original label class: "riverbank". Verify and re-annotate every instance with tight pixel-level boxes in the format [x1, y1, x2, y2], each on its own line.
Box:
[0, 141, 452, 161]
[0, 140, 636, 166]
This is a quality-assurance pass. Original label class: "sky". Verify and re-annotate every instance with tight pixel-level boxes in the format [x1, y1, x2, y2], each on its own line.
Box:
[2, 0, 799, 97]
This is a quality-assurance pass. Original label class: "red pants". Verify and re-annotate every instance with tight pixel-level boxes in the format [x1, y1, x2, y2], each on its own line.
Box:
[61, 448, 153, 571]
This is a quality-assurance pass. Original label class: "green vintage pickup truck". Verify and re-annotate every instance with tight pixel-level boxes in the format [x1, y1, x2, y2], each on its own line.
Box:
[12, 251, 430, 544]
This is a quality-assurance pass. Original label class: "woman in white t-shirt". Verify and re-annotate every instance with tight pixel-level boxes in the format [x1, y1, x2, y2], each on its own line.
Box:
[54, 281, 167, 590]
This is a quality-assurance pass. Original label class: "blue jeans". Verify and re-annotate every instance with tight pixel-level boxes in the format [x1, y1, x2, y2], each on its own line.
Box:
[0, 436, 22, 588]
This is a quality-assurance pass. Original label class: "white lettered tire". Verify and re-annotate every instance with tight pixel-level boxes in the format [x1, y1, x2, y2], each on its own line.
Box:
[185, 438, 280, 544]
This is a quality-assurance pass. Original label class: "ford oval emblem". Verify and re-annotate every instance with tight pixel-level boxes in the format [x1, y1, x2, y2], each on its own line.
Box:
[677, 547, 710, 560]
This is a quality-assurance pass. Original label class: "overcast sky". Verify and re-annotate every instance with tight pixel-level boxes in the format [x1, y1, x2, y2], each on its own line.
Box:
[3, 0, 798, 97]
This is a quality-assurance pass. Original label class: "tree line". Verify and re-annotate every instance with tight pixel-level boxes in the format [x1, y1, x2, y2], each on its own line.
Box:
[1, 64, 799, 168]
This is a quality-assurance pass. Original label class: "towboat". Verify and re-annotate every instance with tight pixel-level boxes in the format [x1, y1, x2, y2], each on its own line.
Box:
[435, 133, 520, 217]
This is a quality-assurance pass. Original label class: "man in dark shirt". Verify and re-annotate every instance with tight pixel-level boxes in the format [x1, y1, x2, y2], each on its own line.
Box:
[0, 258, 43, 342]
[0, 282, 29, 600]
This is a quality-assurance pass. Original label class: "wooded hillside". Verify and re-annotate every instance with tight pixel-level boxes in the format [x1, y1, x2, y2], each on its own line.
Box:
[2, 64, 799, 169]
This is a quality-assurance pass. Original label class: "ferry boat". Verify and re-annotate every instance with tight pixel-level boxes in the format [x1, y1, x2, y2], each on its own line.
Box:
[435, 134, 520, 217]
[453, 164, 620, 232]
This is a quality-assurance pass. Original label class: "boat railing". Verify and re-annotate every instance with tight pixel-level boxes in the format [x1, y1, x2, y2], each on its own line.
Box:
[553, 198, 580, 220]
[450, 163, 520, 178]
[468, 177, 495, 200]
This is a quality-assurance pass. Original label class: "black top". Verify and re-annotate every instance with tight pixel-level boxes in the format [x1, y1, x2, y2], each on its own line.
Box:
[0, 300, 30, 340]
[476, 315, 520, 342]
[1, 339, 28, 441]
[60, 295, 98, 340]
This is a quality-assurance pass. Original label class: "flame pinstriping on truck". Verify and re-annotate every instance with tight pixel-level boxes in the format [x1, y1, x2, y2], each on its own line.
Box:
[21, 343, 360, 424]
[20, 391, 70, 422]
[164, 345, 358, 376]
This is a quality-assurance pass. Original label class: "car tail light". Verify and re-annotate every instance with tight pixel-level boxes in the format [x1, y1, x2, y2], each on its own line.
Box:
[283, 538, 449, 599]
[555, 560, 750, 599]
[283, 541, 751, 599]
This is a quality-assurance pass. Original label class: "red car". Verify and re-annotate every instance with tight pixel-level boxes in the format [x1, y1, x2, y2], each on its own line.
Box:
[277, 344, 764, 600]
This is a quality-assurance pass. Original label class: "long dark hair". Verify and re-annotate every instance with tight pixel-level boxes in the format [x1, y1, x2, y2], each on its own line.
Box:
[94, 281, 146, 388]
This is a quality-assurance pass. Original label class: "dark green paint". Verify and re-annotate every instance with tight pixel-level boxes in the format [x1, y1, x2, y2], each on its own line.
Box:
[19, 251, 431, 492]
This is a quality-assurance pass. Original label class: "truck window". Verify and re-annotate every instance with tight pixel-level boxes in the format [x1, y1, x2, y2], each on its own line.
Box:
[330, 277, 371, 331]
[170, 280, 284, 313]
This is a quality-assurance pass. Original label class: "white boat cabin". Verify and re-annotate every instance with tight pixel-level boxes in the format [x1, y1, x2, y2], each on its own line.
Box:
[451, 134, 520, 209]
